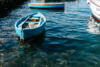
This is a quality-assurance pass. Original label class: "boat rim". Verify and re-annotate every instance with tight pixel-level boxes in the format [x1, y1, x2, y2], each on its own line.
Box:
[90, 0, 100, 8]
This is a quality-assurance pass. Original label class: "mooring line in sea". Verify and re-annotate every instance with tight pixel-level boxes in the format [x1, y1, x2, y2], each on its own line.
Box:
[0, 27, 23, 52]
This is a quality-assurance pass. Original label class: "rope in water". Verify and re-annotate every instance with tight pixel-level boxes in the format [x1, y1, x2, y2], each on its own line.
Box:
[0, 27, 23, 52]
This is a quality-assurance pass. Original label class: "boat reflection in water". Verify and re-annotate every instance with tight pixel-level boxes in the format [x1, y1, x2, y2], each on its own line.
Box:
[86, 15, 100, 34]
[18, 30, 45, 54]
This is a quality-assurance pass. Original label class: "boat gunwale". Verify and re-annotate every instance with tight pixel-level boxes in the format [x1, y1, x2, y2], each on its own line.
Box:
[90, 0, 100, 8]
[92, 14, 100, 21]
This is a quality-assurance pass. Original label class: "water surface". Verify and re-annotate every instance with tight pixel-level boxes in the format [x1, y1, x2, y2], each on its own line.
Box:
[0, 0, 100, 67]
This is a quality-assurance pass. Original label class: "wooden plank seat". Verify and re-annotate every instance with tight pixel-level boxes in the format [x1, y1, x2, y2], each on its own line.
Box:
[33, 14, 41, 17]
[29, 17, 40, 20]
[26, 21, 39, 24]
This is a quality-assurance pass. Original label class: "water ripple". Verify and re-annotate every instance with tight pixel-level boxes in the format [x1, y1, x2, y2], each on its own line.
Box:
[0, 0, 100, 67]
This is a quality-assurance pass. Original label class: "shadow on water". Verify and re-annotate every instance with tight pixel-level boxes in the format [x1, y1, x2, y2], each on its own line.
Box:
[0, 0, 78, 18]
[0, 0, 28, 18]
[0, 30, 45, 67]
[29, 8, 64, 12]
[19, 30, 45, 55]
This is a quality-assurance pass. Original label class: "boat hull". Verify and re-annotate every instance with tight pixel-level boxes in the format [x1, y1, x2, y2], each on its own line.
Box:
[15, 12, 46, 40]
[28, 3, 64, 9]
[88, 0, 100, 21]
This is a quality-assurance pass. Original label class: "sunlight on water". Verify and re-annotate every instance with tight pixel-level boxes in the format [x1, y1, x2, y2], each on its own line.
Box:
[0, 0, 100, 67]
[86, 15, 100, 34]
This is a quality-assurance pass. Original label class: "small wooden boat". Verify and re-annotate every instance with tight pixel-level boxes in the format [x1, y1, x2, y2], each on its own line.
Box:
[28, 2, 64, 9]
[15, 12, 46, 40]
[87, 0, 100, 21]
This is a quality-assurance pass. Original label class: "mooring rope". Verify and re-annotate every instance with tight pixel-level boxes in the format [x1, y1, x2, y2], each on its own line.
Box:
[0, 27, 24, 52]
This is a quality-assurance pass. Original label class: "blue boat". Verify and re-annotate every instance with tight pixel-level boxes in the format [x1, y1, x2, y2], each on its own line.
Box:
[15, 12, 46, 40]
[28, 2, 64, 9]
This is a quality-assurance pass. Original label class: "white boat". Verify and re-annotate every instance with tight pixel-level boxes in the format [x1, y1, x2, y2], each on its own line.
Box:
[87, 0, 100, 21]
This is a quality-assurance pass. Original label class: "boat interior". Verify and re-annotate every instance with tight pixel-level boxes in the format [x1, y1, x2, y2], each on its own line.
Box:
[18, 15, 42, 28]
[26, 16, 42, 28]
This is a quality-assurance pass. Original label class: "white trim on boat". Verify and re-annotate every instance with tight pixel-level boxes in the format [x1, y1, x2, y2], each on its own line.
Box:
[90, 0, 100, 8]
[29, 2, 64, 5]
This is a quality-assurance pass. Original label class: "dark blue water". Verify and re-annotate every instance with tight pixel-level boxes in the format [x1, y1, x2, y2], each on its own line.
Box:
[1, 0, 100, 67]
